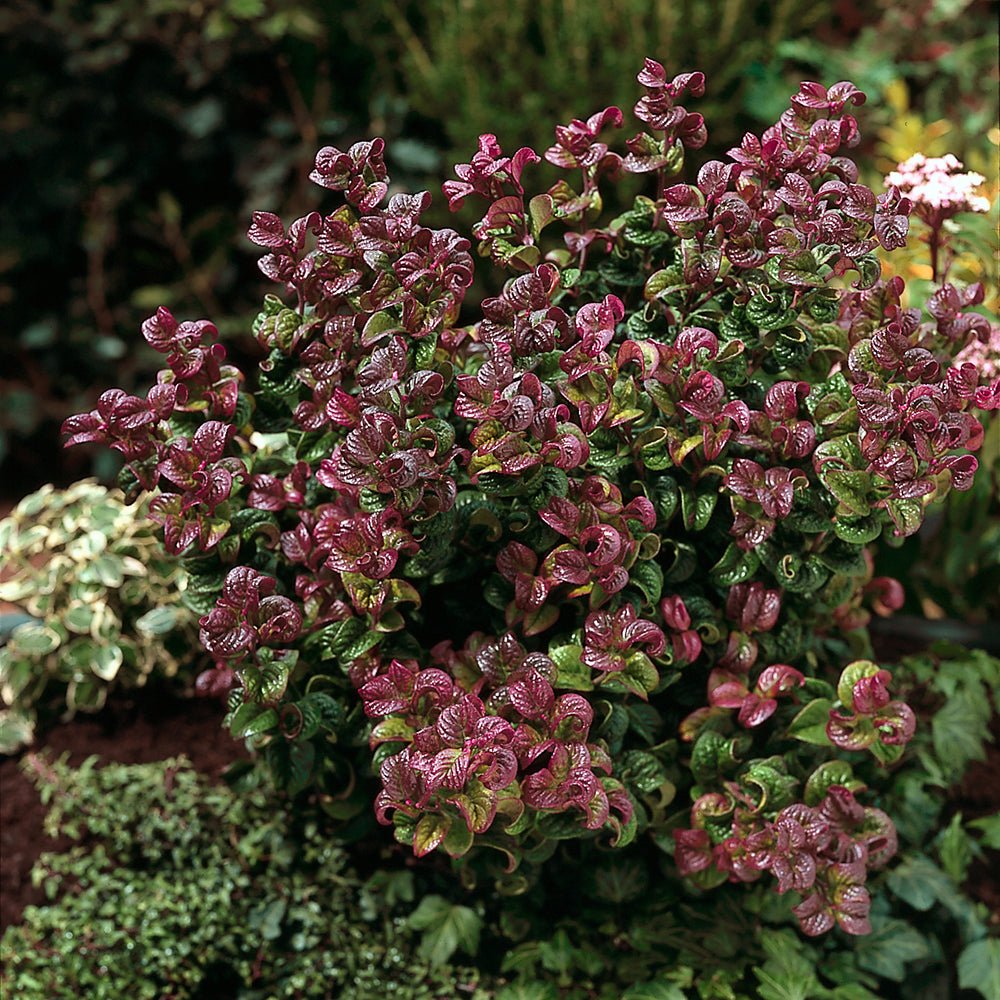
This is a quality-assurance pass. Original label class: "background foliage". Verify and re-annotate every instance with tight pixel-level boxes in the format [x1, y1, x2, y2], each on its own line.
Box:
[2, 0, 996, 495]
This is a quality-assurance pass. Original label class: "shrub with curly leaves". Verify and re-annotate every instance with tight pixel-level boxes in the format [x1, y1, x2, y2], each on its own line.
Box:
[64, 60, 998, 936]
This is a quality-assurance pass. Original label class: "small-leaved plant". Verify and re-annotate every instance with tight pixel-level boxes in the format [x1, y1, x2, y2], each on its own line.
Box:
[63, 60, 998, 936]
[0, 754, 485, 999]
[0, 481, 199, 751]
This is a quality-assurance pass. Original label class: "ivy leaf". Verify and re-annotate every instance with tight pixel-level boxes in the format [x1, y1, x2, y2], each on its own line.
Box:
[958, 939, 1000, 1000]
[753, 966, 816, 1000]
[938, 813, 974, 883]
[408, 895, 482, 967]
[968, 814, 1000, 850]
[932, 688, 991, 782]
[621, 981, 686, 1000]
[855, 917, 930, 981]
[887, 854, 954, 912]
[786, 698, 833, 745]
[496, 985, 559, 1000]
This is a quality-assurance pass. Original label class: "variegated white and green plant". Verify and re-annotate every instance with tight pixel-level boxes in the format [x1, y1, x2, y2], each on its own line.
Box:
[0, 480, 199, 751]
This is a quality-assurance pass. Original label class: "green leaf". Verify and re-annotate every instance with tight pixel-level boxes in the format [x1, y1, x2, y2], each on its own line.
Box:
[885, 497, 922, 537]
[529, 193, 555, 234]
[680, 486, 717, 532]
[413, 814, 451, 857]
[549, 644, 592, 691]
[91, 645, 123, 682]
[63, 604, 97, 634]
[619, 750, 668, 794]
[709, 542, 760, 586]
[621, 980, 686, 1000]
[630, 559, 664, 605]
[133, 607, 181, 636]
[968, 814, 1000, 850]
[786, 699, 833, 745]
[753, 967, 815, 1000]
[408, 895, 482, 967]
[229, 702, 278, 739]
[496, 985, 559, 1000]
[610, 652, 659, 700]
[938, 813, 974, 883]
[887, 854, 954, 912]
[753, 930, 819, 1000]
[9, 622, 62, 656]
[340, 630, 383, 662]
[312, 617, 365, 660]
[0, 708, 35, 754]
[452, 778, 495, 834]
[822, 470, 872, 517]
[627, 703, 663, 745]
[837, 660, 878, 706]
[855, 917, 930, 981]
[850, 253, 881, 289]
[777, 250, 824, 288]
[804, 761, 859, 806]
[442, 819, 474, 858]
[833, 515, 881, 545]
[266, 737, 316, 796]
[932, 687, 991, 782]
[522, 604, 559, 637]
[958, 938, 1000, 999]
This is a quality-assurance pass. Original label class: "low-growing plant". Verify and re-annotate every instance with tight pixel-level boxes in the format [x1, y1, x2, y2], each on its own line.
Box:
[63, 60, 999, 937]
[0, 480, 200, 751]
[0, 754, 485, 999]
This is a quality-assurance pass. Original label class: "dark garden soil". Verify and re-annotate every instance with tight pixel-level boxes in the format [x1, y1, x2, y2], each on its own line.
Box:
[0, 689, 242, 932]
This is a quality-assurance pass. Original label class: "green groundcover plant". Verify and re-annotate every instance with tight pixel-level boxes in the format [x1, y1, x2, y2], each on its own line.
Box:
[62, 59, 999, 940]
[0, 754, 484, 999]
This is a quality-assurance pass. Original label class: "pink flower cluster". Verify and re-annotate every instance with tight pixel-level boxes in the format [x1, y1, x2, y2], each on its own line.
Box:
[884, 153, 990, 219]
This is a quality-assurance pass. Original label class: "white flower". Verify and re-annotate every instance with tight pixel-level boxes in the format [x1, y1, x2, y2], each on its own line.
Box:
[884, 154, 991, 216]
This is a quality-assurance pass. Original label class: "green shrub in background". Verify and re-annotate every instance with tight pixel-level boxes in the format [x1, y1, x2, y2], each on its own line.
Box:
[0, 754, 485, 999]
[365, 0, 831, 165]
[0, 481, 199, 751]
